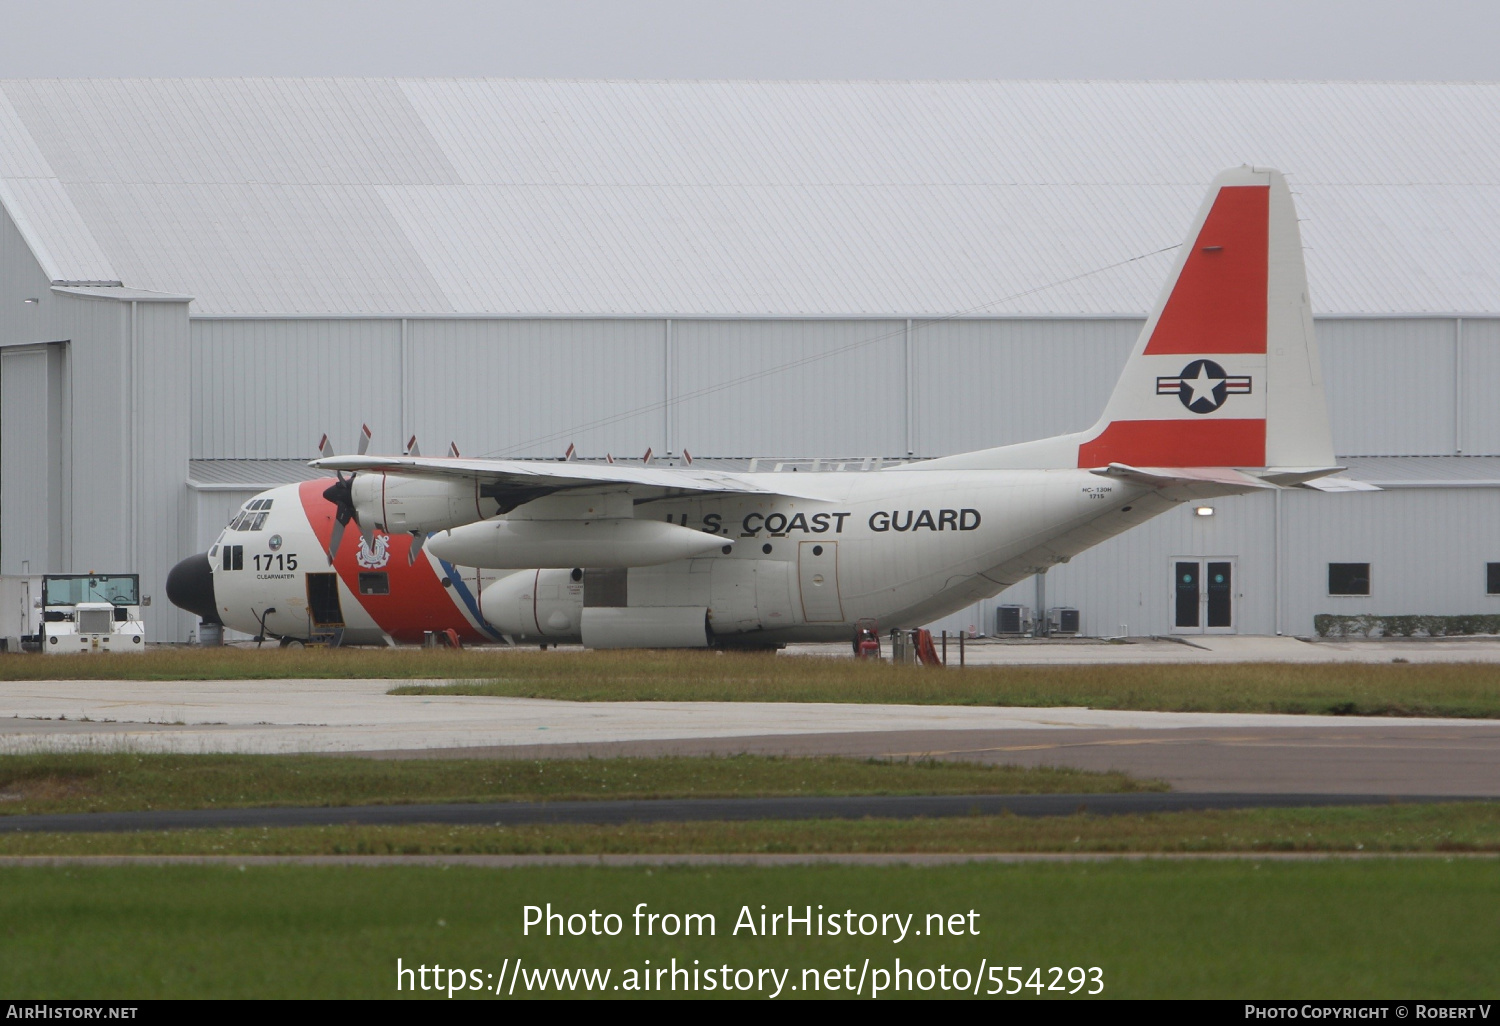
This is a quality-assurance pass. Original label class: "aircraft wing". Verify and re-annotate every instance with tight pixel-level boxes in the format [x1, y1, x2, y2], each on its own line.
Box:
[310, 454, 819, 503]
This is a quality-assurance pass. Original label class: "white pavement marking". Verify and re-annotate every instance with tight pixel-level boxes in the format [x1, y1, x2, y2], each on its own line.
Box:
[0, 677, 1487, 756]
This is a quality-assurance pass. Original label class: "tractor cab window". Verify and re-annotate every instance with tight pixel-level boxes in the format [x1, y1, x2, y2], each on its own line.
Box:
[43, 575, 139, 607]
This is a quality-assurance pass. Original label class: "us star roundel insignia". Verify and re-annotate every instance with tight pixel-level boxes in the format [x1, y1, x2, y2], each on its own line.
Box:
[1156, 359, 1252, 414]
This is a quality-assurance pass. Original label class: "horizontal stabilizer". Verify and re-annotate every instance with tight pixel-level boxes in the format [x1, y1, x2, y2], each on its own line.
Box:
[1094, 463, 1271, 488]
[1299, 476, 1382, 493]
[1092, 462, 1273, 499]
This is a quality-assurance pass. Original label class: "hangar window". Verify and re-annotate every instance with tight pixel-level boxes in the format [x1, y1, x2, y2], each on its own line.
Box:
[1488, 563, 1500, 596]
[1328, 563, 1371, 596]
[358, 572, 390, 596]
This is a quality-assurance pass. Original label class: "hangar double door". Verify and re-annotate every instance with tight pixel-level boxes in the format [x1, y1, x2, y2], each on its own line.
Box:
[1171, 557, 1236, 634]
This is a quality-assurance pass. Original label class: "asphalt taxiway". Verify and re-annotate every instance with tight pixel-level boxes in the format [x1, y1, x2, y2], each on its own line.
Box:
[2, 672, 1498, 797]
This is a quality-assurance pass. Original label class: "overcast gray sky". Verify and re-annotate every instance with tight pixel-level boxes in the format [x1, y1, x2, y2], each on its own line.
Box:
[1, 0, 1494, 79]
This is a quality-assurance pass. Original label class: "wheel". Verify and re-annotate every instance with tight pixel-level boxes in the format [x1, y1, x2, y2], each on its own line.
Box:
[279, 637, 306, 649]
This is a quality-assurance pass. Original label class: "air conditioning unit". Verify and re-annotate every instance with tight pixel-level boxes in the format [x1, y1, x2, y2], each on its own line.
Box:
[996, 605, 1030, 635]
[1047, 607, 1080, 635]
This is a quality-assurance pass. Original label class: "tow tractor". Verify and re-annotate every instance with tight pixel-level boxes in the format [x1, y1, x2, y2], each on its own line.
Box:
[37, 573, 146, 654]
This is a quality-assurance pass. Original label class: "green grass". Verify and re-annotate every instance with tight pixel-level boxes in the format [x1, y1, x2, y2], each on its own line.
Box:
[6, 646, 1500, 717]
[1, 860, 1495, 997]
[393, 650, 1500, 718]
[0, 753, 1155, 817]
[2, 803, 1499, 857]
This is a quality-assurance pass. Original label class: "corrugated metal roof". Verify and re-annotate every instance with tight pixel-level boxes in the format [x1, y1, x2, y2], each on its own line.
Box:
[187, 459, 329, 490]
[0, 89, 119, 285]
[53, 285, 190, 301]
[2, 79, 1499, 316]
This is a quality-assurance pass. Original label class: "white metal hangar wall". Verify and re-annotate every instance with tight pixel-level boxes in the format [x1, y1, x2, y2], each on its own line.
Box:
[0, 79, 1498, 642]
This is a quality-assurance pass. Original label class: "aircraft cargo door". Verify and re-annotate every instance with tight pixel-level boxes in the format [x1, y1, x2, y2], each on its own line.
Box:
[797, 541, 844, 622]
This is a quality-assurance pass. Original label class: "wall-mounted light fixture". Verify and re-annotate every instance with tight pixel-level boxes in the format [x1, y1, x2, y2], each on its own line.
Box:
[1194, 506, 1215, 517]
[23, 298, 38, 304]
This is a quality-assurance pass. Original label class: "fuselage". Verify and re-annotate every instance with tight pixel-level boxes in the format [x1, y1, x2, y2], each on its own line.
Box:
[172, 467, 1164, 646]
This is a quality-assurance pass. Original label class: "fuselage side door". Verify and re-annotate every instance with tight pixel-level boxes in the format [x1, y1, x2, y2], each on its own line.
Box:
[306, 572, 344, 628]
[754, 559, 796, 630]
[797, 541, 844, 622]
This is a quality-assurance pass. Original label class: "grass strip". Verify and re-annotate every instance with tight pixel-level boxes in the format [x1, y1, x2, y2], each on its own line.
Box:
[1, 860, 1496, 997]
[394, 651, 1500, 717]
[6, 647, 1500, 716]
[1, 803, 1497, 856]
[0, 753, 1155, 816]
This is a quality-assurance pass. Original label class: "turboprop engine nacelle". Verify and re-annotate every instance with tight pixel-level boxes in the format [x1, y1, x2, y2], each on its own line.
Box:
[427, 517, 730, 569]
[482, 569, 583, 639]
[350, 473, 502, 535]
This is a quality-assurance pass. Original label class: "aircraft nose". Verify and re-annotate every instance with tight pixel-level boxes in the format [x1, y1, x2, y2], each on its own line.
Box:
[166, 553, 221, 623]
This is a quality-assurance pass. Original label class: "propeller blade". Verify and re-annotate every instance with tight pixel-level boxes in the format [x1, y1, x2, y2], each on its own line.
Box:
[642, 447, 653, 464]
[682, 449, 693, 465]
[408, 531, 426, 565]
[406, 435, 420, 457]
[563, 443, 576, 462]
[328, 518, 345, 564]
[357, 424, 372, 456]
[318, 433, 334, 459]
[448, 441, 460, 458]
[321, 471, 359, 563]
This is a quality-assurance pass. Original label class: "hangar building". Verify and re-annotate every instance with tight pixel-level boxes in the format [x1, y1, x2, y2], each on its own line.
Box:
[0, 79, 1495, 642]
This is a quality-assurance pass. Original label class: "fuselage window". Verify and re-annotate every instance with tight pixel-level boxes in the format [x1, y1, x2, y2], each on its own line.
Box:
[358, 572, 390, 596]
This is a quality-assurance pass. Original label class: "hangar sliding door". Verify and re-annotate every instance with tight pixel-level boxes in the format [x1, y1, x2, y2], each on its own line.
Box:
[1171, 558, 1236, 634]
[0, 345, 63, 575]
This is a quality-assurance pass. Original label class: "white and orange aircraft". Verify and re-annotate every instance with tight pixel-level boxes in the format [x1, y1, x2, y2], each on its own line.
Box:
[168, 167, 1337, 648]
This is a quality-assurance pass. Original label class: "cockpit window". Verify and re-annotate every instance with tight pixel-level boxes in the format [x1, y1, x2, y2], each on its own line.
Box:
[228, 499, 273, 531]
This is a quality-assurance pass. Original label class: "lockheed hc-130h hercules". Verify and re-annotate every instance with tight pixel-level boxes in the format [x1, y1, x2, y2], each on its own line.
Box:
[167, 167, 1339, 648]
